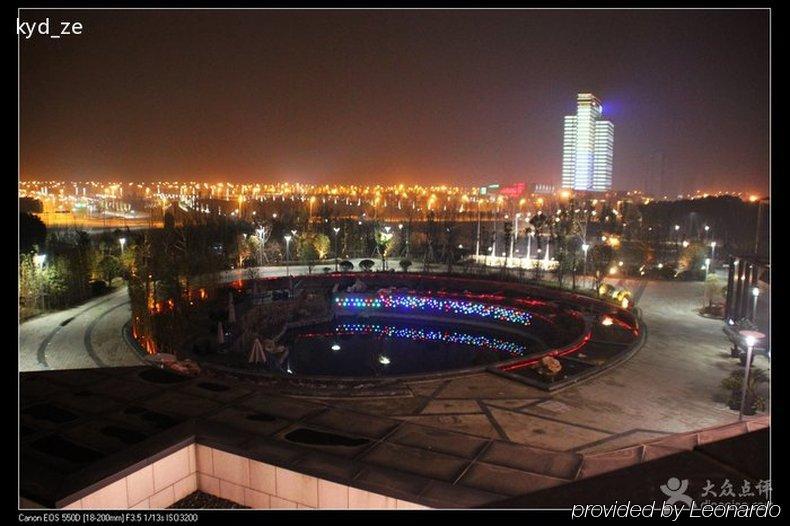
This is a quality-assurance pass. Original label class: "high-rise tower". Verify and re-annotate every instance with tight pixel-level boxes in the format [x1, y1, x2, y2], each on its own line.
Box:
[561, 93, 614, 192]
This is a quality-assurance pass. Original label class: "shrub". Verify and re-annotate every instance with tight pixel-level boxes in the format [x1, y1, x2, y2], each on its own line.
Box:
[90, 280, 110, 297]
[721, 368, 769, 413]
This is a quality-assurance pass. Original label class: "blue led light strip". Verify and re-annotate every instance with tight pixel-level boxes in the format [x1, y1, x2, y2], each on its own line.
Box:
[333, 322, 528, 355]
[334, 294, 533, 326]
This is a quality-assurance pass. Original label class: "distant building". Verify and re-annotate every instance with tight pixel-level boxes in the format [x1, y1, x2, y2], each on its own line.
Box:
[478, 182, 527, 198]
[531, 183, 556, 195]
[561, 93, 614, 192]
[478, 184, 501, 196]
[499, 182, 526, 197]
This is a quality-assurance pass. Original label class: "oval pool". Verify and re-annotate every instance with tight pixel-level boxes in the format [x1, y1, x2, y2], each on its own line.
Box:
[281, 316, 544, 377]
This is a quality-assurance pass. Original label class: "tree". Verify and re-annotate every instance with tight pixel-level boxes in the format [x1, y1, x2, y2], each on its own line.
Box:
[704, 274, 724, 307]
[529, 212, 550, 260]
[503, 220, 513, 267]
[119, 244, 137, 278]
[374, 225, 394, 270]
[312, 233, 331, 260]
[296, 235, 319, 274]
[551, 209, 584, 289]
[19, 213, 47, 253]
[19, 197, 43, 214]
[264, 240, 283, 263]
[19, 253, 46, 311]
[590, 244, 614, 292]
[422, 211, 438, 271]
[96, 255, 122, 283]
[679, 242, 707, 274]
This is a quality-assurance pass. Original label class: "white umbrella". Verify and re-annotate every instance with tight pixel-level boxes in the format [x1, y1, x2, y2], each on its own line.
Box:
[248, 338, 267, 364]
[217, 321, 225, 345]
[228, 292, 236, 324]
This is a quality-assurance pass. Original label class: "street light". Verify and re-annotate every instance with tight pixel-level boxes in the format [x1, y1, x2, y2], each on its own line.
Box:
[119, 237, 127, 254]
[581, 243, 590, 287]
[525, 231, 533, 261]
[380, 226, 393, 270]
[255, 227, 266, 265]
[33, 254, 46, 269]
[284, 235, 292, 277]
[738, 331, 765, 420]
[509, 213, 521, 260]
[332, 227, 340, 271]
[752, 287, 760, 325]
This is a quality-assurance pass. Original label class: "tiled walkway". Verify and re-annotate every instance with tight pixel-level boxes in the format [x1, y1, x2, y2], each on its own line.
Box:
[19, 272, 771, 455]
[320, 276, 770, 453]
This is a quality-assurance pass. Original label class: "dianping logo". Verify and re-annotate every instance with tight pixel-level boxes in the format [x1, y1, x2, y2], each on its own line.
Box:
[660, 477, 694, 507]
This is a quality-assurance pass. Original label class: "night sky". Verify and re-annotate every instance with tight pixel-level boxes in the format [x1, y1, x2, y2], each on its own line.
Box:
[20, 9, 769, 193]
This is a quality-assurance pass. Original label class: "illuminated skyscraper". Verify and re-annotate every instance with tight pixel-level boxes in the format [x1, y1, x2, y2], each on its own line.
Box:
[561, 93, 614, 192]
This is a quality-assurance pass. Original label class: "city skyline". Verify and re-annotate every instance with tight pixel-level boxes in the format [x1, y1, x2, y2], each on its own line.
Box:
[20, 9, 769, 194]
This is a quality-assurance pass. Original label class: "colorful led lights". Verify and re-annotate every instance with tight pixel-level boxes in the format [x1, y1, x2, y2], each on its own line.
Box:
[334, 293, 533, 326]
[329, 322, 528, 355]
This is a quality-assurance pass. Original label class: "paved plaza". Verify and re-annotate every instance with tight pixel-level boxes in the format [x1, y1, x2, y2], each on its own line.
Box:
[19, 271, 769, 455]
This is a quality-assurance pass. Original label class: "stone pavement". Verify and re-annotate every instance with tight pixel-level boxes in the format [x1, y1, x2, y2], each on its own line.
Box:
[18, 261, 376, 373]
[321, 276, 771, 453]
[19, 272, 770, 455]
[19, 288, 142, 372]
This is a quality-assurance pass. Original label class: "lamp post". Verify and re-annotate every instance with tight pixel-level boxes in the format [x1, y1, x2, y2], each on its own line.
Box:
[674, 224, 680, 257]
[332, 227, 340, 272]
[380, 225, 393, 270]
[752, 286, 760, 325]
[526, 231, 533, 261]
[738, 331, 764, 420]
[710, 241, 717, 268]
[704, 258, 711, 280]
[582, 243, 590, 283]
[509, 213, 521, 260]
[284, 235, 292, 277]
[119, 237, 127, 255]
[255, 227, 265, 265]
[475, 204, 481, 257]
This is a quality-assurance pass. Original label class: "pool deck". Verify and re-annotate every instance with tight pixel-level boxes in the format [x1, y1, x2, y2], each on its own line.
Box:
[309, 276, 770, 453]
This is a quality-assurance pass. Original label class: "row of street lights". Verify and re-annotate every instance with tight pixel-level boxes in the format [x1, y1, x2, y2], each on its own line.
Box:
[255, 221, 406, 275]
